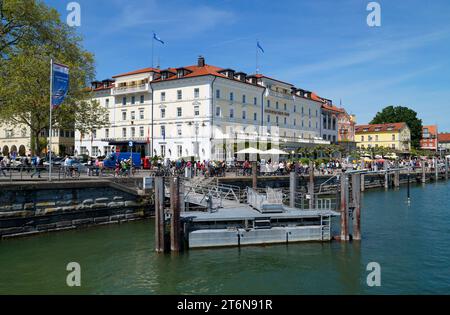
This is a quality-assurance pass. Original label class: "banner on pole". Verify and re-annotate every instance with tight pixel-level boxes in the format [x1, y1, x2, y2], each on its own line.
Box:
[51, 63, 69, 108]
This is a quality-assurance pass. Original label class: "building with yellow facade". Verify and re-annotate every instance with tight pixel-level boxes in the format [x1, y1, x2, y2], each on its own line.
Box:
[355, 122, 411, 152]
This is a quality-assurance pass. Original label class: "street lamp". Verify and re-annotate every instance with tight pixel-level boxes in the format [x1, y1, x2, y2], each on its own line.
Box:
[195, 122, 199, 160]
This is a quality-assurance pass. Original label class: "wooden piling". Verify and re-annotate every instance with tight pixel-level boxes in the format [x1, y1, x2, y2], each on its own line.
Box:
[360, 174, 365, 192]
[445, 158, 449, 180]
[434, 158, 439, 181]
[154, 177, 166, 253]
[340, 174, 349, 241]
[170, 177, 181, 252]
[289, 172, 297, 208]
[308, 161, 314, 209]
[422, 161, 426, 183]
[352, 174, 361, 241]
[384, 160, 389, 189]
[394, 170, 400, 188]
[252, 161, 257, 190]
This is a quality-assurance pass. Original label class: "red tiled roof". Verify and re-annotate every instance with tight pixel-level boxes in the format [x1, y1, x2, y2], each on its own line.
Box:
[422, 125, 438, 135]
[152, 64, 263, 88]
[355, 122, 407, 133]
[322, 104, 344, 113]
[438, 133, 450, 143]
[250, 74, 293, 86]
[112, 67, 160, 78]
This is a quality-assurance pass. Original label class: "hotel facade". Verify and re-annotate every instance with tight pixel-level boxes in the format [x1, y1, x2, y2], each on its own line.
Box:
[355, 122, 411, 152]
[75, 56, 340, 161]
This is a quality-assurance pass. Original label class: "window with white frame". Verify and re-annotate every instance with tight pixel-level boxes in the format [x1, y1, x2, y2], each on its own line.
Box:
[131, 127, 135, 138]
[216, 106, 221, 116]
[177, 90, 182, 100]
[230, 92, 234, 101]
[177, 145, 182, 157]
[194, 106, 199, 116]
[122, 111, 126, 121]
[177, 107, 182, 117]
[161, 108, 165, 118]
[139, 109, 144, 120]
[122, 128, 127, 138]
[139, 126, 144, 137]
[131, 111, 135, 120]
[177, 125, 182, 136]
[194, 88, 199, 98]
[161, 92, 166, 102]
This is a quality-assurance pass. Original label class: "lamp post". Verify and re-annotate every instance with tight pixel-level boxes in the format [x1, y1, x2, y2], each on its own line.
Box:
[195, 122, 199, 160]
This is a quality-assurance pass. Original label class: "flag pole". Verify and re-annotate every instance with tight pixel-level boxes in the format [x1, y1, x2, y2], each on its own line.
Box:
[49, 58, 53, 181]
[256, 40, 259, 74]
[151, 33, 154, 68]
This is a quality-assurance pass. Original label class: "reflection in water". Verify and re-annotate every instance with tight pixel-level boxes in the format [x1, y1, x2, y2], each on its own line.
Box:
[1, 181, 450, 294]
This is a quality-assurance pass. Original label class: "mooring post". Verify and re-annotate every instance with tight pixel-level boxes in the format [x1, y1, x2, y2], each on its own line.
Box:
[352, 174, 361, 241]
[445, 157, 449, 180]
[422, 160, 426, 183]
[252, 161, 257, 190]
[360, 173, 365, 192]
[154, 176, 166, 253]
[179, 179, 185, 213]
[170, 177, 181, 252]
[308, 161, 314, 209]
[384, 161, 389, 190]
[407, 172, 411, 204]
[340, 174, 349, 241]
[434, 158, 439, 181]
[394, 170, 400, 188]
[289, 171, 297, 208]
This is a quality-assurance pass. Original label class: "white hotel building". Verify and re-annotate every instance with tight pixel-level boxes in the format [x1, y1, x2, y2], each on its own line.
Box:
[75, 56, 336, 161]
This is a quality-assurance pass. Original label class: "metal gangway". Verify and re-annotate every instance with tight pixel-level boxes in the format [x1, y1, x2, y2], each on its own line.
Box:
[164, 179, 242, 210]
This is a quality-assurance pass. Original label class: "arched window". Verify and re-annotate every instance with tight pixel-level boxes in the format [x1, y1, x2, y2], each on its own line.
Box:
[19, 145, 26, 156]
[10, 145, 17, 153]
[2, 145, 9, 156]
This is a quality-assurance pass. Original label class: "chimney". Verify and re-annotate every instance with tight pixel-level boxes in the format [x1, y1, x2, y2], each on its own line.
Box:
[198, 55, 205, 67]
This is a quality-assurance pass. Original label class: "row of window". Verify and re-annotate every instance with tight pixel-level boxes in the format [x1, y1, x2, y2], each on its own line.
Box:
[361, 144, 397, 149]
[121, 109, 145, 121]
[121, 95, 146, 106]
[360, 135, 396, 142]
[161, 88, 200, 102]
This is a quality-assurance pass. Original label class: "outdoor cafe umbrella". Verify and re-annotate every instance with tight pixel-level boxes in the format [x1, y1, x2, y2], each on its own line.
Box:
[236, 148, 264, 154]
[263, 148, 289, 155]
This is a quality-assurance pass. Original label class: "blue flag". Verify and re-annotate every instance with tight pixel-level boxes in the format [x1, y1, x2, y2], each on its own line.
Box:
[257, 41, 264, 53]
[51, 62, 69, 108]
[153, 32, 165, 44]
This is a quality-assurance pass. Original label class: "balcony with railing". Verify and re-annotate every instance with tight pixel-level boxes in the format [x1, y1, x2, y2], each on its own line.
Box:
[113, 83, 148, 95]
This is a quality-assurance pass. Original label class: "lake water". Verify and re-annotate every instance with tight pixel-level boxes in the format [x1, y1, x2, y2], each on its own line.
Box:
[1, 180, 449, 294]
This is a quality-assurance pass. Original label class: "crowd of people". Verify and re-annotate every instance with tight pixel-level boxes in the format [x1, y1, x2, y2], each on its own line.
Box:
[1, 152, 449, 179]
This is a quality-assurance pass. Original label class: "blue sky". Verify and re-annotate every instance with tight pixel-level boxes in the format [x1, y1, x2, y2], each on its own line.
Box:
[45, 0, 450, 130]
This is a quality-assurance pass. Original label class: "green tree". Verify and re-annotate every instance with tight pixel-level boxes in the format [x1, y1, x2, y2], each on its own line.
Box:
[1, 0, 56, 58]
[370, 106, 422, 149]
[0, 0, 108, 155]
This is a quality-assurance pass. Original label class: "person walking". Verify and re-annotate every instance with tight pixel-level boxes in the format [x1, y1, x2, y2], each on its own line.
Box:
[31, 155, 42, 178]
[0, 157, 7, 177]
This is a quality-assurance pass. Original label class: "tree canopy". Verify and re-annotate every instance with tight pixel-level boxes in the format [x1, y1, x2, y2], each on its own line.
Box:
[370, 106, 423, 149]
[0, 0, 108, 155]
